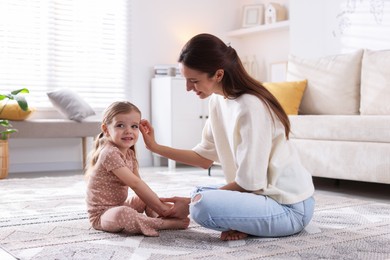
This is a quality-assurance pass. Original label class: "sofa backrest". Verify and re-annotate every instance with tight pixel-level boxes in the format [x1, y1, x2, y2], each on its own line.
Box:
[286, 49, 363, 115]
[360, 49, 390, 115]
[286, 49, 390, 116]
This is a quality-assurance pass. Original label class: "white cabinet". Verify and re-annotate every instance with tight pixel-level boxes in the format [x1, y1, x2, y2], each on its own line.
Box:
[151, 77, 209, 168]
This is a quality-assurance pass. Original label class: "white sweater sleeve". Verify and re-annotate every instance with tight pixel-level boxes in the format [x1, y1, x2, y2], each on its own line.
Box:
[192, 119, 219, 162]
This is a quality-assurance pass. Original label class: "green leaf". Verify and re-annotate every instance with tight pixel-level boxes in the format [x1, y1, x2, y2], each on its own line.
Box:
[0, 89, 29, 138]
[0, 120, 11, 127]
[14, 96, 29, 111]
[3, 129, 17, 134]
[0, 94, 13, 101]
[0, 129, 16, 140]
[11, 88, 29, 95]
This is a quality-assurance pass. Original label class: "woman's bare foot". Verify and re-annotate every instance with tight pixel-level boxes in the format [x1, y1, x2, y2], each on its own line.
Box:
[160, 217, 190, 230]
[220, 230, 248, 241]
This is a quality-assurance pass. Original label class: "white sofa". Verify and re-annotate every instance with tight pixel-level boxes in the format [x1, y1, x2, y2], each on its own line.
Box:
[286, 49, 390, 184]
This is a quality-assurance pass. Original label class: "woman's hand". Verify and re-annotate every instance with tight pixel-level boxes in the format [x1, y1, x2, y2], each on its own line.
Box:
[160, 196, 191, 219]
[140, 119, 157, 151]
[220, 181, 248, 192]
[140, 119, 213, 169]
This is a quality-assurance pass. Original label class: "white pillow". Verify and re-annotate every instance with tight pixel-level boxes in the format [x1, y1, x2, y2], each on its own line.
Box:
[360, 49, 390, 115]
[47, 89, 95, 122]
[286, 49, 363, 115]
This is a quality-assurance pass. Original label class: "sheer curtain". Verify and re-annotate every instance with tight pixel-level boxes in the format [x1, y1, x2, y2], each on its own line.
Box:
[0, 0, 129, 111]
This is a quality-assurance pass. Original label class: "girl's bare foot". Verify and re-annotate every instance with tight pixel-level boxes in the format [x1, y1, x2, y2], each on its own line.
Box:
[220, 230, 248, 241]
[160, 217, 190, 230]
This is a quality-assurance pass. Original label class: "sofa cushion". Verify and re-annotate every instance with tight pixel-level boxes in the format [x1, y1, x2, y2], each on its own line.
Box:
[47, 88, 95, 122]
[289, 115, 390, 143]
[0, 101, 34, 121]
[263, 80, 307, 115]
[360, 49, 390, 115]
[291, 138, 390, 184]
[286, 49, 363, 115]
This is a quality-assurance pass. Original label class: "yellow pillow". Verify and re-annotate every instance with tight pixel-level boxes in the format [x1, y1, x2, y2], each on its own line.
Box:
[263, 80, 307, 115]
[0, 101, 34, 120]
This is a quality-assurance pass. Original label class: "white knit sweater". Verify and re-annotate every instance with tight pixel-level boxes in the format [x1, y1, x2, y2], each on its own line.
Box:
[193, 94, 314, 204]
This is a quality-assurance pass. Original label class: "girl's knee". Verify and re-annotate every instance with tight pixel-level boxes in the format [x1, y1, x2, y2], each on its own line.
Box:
[100, 207, 129, 232]
[102, 206, 136, 222]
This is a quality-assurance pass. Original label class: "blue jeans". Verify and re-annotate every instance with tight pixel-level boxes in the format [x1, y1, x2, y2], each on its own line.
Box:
[189, 186, 315, 237]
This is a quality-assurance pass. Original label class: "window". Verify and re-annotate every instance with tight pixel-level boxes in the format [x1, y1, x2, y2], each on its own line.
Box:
[0, 0, 130, 111]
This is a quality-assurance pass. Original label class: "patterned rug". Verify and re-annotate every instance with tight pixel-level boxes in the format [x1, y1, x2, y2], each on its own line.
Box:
[0, 168, 389, 260]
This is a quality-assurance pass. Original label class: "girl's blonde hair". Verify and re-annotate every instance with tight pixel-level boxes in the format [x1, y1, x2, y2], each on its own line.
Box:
[85, 101, 141, 176]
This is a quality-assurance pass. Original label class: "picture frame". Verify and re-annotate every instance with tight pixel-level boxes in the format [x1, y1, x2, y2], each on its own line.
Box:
[242, 4, 264, 27]
[269, 61, 287, 82]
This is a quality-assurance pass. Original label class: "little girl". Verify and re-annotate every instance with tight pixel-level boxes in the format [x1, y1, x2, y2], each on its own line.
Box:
[85, 101, 189, 236]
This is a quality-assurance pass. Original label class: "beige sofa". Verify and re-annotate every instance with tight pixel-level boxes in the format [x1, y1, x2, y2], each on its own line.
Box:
[286, 49, 390, 184]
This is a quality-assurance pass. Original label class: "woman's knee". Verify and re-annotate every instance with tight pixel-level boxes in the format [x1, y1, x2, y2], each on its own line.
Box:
[192, 194, 202, 203]
[189, 193, 216, 223]
[189, 193, 206, 222]
[302, 197, 315, 227]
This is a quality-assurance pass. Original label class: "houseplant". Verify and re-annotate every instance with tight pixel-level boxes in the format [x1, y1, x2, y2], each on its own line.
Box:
[0, 88, 30, 179]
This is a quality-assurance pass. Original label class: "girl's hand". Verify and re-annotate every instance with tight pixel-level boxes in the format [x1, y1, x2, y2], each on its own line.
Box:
[140, 119, 157, 151]
[160, 197, 190, 219]
[158, 202, 174, 218]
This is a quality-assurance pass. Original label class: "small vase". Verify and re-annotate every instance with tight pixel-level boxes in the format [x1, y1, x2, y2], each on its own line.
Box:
[0, 140, 9, 179]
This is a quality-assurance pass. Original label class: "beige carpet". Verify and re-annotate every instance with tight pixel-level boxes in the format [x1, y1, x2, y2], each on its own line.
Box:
[0, 168, 389, 260]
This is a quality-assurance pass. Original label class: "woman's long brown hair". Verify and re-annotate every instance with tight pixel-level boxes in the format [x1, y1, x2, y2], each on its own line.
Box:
[178, 33, 291, 138]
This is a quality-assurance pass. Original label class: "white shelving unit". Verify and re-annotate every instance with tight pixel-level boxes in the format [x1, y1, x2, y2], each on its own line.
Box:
[227, 20, 289, 38]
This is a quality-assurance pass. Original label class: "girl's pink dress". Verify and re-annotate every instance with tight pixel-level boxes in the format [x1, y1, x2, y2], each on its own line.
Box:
[86, 142, 163, 236]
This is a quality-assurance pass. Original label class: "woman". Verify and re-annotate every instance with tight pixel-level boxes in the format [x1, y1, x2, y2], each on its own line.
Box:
[140, 33, 315, 241]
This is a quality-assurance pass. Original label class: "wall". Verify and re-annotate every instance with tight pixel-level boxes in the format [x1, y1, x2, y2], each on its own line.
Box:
[9, 0, 241, 173]
[231, 0, 290, 82]
[15, 0, 386, 172]
[130, 0, 290, 166]
[129, 0, 240, 166]
[290, 0, 390, 58]
[9, 138, 83, 173]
